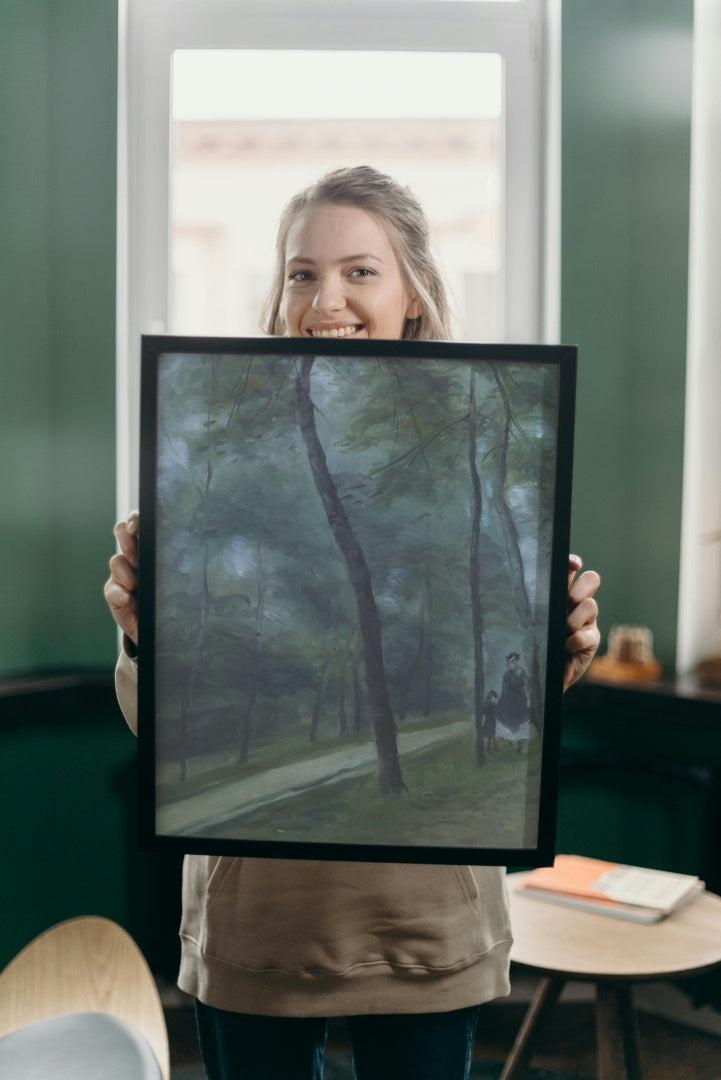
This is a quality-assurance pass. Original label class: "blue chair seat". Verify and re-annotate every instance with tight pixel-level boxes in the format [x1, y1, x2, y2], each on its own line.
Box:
[0, 1011, 162, 1079]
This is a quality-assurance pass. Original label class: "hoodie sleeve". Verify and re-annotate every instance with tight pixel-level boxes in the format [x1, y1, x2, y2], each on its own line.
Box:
[115, 643, 139, 736]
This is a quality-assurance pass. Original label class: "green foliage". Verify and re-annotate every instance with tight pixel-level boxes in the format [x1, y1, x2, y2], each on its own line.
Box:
[153, 353, 558, 790]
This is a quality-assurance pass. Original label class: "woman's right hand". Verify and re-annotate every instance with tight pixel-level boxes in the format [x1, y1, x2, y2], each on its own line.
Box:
[103, 509, 140, 646]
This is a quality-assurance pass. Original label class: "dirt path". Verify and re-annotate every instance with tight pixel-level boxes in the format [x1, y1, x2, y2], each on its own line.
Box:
[157, 720, 469, 837]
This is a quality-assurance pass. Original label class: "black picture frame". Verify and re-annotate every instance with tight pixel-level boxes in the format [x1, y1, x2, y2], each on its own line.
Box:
[138, 335, 576, 865]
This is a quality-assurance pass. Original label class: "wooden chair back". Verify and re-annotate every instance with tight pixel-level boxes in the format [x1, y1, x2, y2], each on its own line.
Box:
[0, 915, 169, 1079]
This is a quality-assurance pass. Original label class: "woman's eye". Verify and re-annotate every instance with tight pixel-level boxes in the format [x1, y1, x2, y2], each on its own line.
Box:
[288, 270, 313, 283]
[349, 267, 375, 279]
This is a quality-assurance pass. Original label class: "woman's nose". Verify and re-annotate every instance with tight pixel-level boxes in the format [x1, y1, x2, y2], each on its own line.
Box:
[312, 274, 345, 314]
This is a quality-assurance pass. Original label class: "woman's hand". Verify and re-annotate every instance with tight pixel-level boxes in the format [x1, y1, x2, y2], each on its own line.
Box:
[564, 554, 601, 691]
[103, 510, 140, 646]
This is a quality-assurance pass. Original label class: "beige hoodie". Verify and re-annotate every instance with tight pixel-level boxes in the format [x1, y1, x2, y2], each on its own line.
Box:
[116, 650, 512, 1016]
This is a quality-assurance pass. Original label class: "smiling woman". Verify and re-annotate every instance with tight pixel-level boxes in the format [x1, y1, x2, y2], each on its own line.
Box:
[282, 205, 419, 340]
[107, 151, 599, 1080]
[263, 167, 452, 341]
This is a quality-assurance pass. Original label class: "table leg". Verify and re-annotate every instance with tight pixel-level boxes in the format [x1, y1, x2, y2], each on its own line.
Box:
[596, 982, 643, 1080]
[499, 976, 565, 1080]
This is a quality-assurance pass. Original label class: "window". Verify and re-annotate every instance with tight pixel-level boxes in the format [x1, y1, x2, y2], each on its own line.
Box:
[169, 49, 503, 340]
[118, 0, 557, 510]
[677, 1, 721, 675]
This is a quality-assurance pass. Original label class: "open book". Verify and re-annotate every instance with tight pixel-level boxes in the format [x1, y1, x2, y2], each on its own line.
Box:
[516, 854, 705, 923]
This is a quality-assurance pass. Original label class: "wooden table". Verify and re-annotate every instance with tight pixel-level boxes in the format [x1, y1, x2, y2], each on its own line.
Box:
[502, 873, 721, 1080]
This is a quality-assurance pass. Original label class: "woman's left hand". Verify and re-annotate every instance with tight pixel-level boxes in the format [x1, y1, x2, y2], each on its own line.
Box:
[564, 554, 601, 691]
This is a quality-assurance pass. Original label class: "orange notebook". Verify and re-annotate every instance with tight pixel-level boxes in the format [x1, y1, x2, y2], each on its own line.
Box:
[517, 855, 704, 923]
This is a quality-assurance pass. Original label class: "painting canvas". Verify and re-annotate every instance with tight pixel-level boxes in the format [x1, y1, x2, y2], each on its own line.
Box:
[138, 336, 576, 864]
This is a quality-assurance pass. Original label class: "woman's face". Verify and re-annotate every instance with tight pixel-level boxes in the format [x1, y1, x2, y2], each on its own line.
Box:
[280, 203, 421, 341]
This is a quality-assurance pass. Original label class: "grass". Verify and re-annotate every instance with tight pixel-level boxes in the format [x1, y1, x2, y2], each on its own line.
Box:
[157, 727, 374, 798]
[158, 712, 471, 798]
[197, 729, 542, 851]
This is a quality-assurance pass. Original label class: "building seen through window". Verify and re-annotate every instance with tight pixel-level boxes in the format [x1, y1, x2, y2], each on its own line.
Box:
[169, 50, 503, 341]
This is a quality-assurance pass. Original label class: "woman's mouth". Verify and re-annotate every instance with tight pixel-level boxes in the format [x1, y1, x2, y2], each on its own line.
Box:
[307, 324, 364, 339]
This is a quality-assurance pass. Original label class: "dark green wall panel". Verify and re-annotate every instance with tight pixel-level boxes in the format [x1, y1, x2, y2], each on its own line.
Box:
[0, 682, 184, 975]
[0, 690, 133, 966]
[0, 0, 118, 675]
[0, 3, 55, 670]
[562, 0, 693, 669]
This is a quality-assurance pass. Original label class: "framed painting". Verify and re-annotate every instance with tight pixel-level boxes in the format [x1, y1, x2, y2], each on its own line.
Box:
[137, 336, 576, 865]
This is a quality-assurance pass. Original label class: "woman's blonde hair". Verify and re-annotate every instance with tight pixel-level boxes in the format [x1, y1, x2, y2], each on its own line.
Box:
[261, 165, 454, 341]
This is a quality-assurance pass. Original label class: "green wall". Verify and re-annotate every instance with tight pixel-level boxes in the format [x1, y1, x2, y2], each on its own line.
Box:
[562, 0, 693, 670]
[0, 0, 118, 676]
[0, 0, 131, 968]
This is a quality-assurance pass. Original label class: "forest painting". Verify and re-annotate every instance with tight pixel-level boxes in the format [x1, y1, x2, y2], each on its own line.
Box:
[138, 337, 575, 863]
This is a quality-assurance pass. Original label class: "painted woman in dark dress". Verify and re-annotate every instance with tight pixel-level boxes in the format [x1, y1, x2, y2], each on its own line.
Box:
[497, 652, 529, 748]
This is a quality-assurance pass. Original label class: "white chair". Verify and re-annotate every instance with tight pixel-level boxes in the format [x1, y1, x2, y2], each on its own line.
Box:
[0, 915, 170, 1079]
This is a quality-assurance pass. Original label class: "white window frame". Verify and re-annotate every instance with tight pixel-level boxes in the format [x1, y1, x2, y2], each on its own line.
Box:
[676, 0, 721, 675]
[117, 0, 558, 512]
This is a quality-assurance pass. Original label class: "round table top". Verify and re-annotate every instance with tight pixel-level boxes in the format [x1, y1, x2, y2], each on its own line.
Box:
[508, 871, 721, 981]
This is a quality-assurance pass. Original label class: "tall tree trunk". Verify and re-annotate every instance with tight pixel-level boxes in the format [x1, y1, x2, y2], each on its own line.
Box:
[337, 655, 348, 736]
[422, 621, 434, 717]
[295, 358, 404, 793]
[310, 659, 331, 742]
[178, 364, 216, 780]
[352, 660, 365, 733]
[397, 578, 431, 721]
[238, 539, 265, 764]
[469, 370, 487, 767]
[397, 582, 429, 723]
[490, 366, 541, 730]
[178, 536, 210, 780]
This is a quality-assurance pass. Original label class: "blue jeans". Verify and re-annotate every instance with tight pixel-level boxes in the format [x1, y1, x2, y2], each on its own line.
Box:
[195, 1000, 481, 1080]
